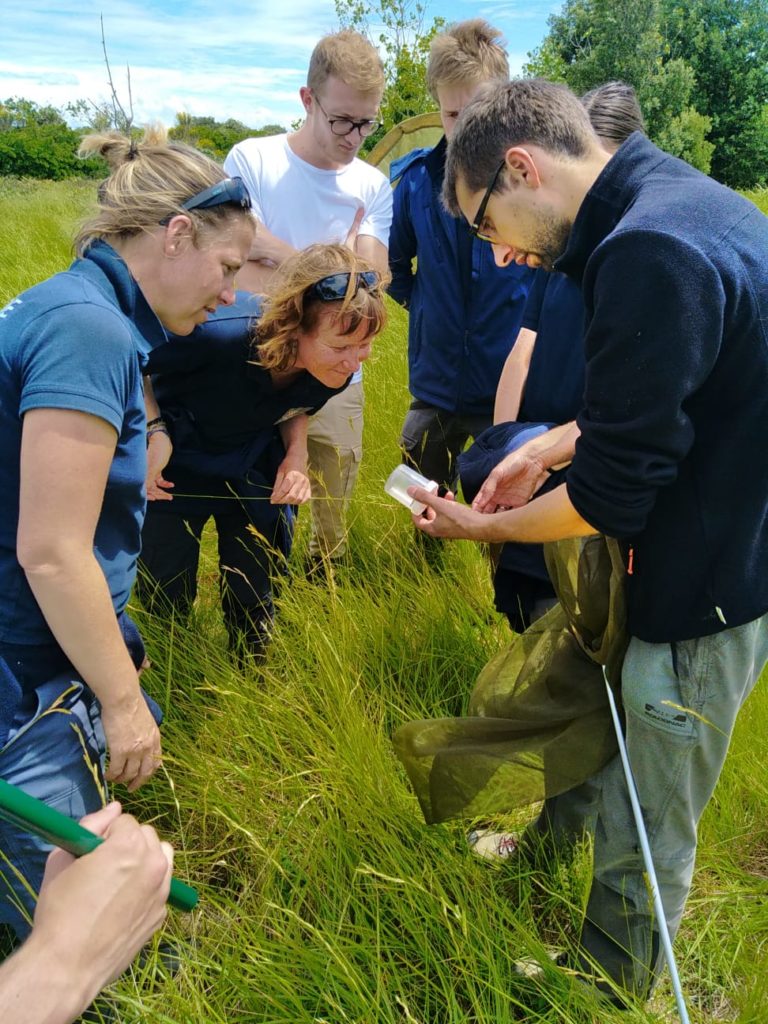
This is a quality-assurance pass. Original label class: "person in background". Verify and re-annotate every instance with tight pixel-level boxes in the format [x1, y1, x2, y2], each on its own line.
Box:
[139, 245, 387, 661]
[388, 19, 535, 544]
[411, 77, 768, 1005]
[224, 30, 393, 577]
[1, 803, 172, 1024]
[0, 127, 254, 937]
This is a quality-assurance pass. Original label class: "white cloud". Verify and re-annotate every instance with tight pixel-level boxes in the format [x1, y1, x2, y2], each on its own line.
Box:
[1, 0, 552, 128]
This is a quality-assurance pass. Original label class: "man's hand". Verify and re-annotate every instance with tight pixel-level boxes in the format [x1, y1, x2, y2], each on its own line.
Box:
[409, 488, 490, 541]
[471, 448, 549, 514]
[101, 694, 162, 792]
[31, 803, 172, 1007]
[146, 431, 174, 501]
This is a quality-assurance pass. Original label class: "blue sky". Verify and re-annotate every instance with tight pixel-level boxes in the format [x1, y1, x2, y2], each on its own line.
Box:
[1, 1, 561, 129]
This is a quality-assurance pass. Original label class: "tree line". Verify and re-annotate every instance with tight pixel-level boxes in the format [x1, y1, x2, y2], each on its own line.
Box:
[2, 0, 767, 188]
[0, 99, 285, 181]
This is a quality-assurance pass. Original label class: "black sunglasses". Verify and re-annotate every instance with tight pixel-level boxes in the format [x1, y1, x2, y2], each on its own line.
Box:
[308, 271, 380, 302]
[469, 159, 507, 242]
[161, 177, 252, 223]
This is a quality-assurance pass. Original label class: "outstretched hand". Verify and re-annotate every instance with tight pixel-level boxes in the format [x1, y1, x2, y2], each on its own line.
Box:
[409, 488, 490, 540]
[471, 448, 549, 514]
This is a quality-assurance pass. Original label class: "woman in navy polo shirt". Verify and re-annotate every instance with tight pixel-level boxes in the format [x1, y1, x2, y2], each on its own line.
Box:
[139, 244, 387, 662]
[0, 126, 254, 937]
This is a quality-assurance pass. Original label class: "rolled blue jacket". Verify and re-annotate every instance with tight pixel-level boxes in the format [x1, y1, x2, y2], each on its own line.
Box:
[389, 137, 536, 416]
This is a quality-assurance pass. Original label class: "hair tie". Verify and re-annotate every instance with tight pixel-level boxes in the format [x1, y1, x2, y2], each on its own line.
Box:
[127, 138, 139, 161]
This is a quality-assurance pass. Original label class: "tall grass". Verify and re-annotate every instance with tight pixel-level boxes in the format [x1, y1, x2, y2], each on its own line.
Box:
[1, 180, 766, 1023]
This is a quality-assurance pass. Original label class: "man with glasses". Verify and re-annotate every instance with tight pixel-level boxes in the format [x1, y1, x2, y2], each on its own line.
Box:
[225, 30, 392, 575]
[388, 20, 536, 561]
[409, 77, 768, 1008]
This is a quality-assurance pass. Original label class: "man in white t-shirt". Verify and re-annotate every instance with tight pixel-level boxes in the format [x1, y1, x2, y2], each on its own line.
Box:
[225, 30, 393, 573]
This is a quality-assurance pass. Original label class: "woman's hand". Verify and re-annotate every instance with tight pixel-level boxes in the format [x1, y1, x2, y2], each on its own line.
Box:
[271, 456, 311, 505]
[146, 431, 174, 501]
[101, 692, 162, 793]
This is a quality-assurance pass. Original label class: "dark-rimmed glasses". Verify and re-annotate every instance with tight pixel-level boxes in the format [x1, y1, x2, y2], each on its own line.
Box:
[313, 95, 382, 138]
[308, 271, 380, 302]
[469, 159, 506, 243]
[161, 177, 252, 223]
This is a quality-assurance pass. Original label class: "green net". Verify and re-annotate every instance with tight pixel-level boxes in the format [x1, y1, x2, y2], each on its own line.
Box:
[392, 535, 628, 824]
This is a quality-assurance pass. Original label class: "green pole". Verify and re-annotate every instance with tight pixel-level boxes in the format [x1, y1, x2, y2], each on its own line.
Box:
[0, 777, 198, 912]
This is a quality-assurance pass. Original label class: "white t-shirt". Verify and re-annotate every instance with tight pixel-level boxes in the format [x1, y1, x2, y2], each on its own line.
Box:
[224, 134, 393, 384]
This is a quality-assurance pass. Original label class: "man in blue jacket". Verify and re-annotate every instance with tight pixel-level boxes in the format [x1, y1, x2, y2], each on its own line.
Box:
[388, 20, 536, 498]
[412, 79, 768, 1006]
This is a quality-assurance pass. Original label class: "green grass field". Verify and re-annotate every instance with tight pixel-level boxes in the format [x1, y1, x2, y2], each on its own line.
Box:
[1, 180, 767, 1023]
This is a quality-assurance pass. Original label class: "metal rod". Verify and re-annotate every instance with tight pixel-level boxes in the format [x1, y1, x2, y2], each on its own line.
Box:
[602, 668, 690, 1024]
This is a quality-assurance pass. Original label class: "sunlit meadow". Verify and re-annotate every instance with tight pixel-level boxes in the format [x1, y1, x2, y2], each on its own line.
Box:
[1, 179, 766, 1023]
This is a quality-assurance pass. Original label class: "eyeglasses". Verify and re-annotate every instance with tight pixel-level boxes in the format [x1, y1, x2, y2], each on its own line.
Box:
[161, 177, 252, 223]
[313, 95, 382, 138]
[308, 271, 380, 302]
[469, 159, 506, 243]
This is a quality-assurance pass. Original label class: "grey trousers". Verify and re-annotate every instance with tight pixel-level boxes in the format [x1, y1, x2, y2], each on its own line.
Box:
[538, 612, 768, 1001]
[400, 400, 492, 493]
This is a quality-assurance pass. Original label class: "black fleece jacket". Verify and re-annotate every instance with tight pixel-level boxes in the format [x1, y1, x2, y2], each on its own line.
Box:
[558, 134, 768, 642]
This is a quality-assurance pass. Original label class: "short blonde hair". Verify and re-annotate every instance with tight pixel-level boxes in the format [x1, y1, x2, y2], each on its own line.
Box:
[307, 29, 385, 97]
[75, 125, 252, 255]
[255, 244, 388, 373]
[427, 19, 508, 102]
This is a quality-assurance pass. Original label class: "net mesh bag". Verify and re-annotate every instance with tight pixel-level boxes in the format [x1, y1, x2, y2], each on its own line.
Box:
[392, 535, 628, 824]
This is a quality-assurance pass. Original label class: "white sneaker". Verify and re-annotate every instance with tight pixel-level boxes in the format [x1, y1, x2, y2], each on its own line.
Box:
[467, 828, 520, 861]
[513, 949, 564, 980]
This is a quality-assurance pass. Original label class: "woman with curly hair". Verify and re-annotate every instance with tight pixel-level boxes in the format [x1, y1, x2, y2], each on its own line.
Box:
[0, 125, 254, 937]
[139, 244, 387, 661]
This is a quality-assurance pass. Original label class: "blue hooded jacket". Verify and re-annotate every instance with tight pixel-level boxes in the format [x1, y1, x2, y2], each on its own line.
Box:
[389, 137, 536, 416]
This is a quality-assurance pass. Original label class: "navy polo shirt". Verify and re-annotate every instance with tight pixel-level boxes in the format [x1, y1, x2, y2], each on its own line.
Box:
[0, 242, 166, 648]
[519, 271, 586, 424]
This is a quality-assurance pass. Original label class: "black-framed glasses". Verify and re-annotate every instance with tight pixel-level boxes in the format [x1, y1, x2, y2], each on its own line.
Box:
[161, 177, 251, 223]
[469, 159, 506, 243]
[313, 95, 382, 138]
[308, 271, 380, 302]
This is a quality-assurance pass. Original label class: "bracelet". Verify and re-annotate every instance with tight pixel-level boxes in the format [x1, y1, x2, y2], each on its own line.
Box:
[146, 416, 166, 430]
[146, 425, 170, 442]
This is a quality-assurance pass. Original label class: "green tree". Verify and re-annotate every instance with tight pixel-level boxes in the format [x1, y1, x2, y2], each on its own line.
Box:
[526, 0, 768, 185]
[525, 0, 714, 173]
[660, 0, 768, 186]
[168, 114, 286, 160]
[335, 0, 444, 149]
[0, 97, 105, 179]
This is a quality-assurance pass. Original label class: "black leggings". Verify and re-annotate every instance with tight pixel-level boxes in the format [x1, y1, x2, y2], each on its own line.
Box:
[138, 497, 289, 657]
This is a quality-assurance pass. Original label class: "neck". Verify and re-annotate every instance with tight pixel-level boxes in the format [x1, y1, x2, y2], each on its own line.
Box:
[288, 125, 347, 171]
[561, 148, 613, 222]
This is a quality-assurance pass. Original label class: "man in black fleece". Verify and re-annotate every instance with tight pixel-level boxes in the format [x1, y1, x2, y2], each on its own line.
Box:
[410, 78, 768, 1004]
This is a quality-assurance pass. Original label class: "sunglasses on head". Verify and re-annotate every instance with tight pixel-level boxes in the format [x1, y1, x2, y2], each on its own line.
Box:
[161, 177, 252, 223]
[308, 271, 380, 302]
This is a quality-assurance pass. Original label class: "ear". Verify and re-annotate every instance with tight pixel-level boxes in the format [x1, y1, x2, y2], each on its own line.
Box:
[162, 215, 194, 257]
[299, 86, 313, 116]
[504, 147, 543, 189]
